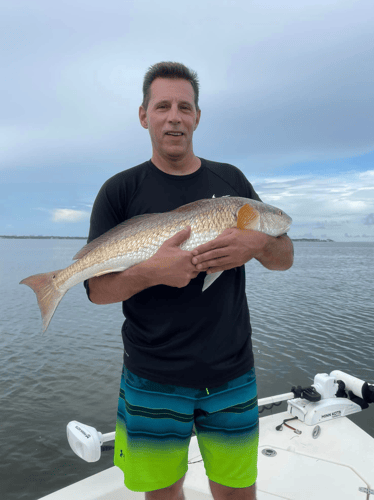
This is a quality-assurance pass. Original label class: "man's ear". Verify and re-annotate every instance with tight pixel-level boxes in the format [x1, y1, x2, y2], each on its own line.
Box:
[139, 105, 148, 129]
[194, 109, 201, 130]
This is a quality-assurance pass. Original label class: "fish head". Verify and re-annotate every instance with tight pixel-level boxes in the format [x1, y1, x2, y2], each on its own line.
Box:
[236, 200, 292, 237]
[258, 203, 292, 236]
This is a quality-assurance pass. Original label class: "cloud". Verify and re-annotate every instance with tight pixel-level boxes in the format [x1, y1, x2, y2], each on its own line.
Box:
[344, 233, 360, 239]
[253, 170, 374, 221]
[1, 0, 374, 242]
[246, 169, 374, 240]
[1, 0, 374, 171]
[51, 209, 90, 223]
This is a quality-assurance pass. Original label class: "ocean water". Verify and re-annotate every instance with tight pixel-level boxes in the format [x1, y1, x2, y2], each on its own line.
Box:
[1, 239, 373, 500]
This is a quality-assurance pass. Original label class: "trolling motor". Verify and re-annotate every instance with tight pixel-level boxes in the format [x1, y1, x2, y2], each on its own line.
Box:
[67, 370, 374, 462]
[330, 370, 374, 404]
[66, 421, 115, 462]
[287, 370, 374, 425]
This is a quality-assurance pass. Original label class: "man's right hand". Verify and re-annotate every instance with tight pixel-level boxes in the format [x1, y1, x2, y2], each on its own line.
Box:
[145, 226, 200, 288]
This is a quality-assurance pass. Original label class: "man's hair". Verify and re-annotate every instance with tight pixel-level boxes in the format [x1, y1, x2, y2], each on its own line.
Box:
[142, 61, 200, 111]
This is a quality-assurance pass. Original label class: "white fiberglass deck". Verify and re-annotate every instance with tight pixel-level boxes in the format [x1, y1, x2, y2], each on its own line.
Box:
[39, 411, 374, 500]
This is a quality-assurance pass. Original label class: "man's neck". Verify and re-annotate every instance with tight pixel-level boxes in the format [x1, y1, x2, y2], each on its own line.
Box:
[151, 153, 201, 176]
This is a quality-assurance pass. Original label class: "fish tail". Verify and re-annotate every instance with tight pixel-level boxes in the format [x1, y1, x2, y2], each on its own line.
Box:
[20, 269, 65, 333]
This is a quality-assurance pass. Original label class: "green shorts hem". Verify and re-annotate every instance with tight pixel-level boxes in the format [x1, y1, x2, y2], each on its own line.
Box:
[207, 471, 258, 489]
[114, 462, 188, 493]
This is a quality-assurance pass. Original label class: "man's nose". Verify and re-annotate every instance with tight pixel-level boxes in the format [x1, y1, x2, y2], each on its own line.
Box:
[168, 105, 181, 122]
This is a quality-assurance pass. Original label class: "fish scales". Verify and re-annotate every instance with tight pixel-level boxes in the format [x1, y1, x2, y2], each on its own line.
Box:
[55, 204, 223, 289]
[20, 196, 292, 332]
[75, 198, 237, 279]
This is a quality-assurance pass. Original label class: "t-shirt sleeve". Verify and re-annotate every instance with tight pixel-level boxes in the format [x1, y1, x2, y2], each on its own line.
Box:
[87, 180, 124, 243]
[235, 168, 262, 202]
[245, 179, 262, 202]
[218, 161, 263, 202]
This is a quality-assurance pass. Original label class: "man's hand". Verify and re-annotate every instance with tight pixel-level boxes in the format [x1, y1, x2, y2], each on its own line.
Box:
[191, 228, 293, 273]
[191, 228, 265, 274]
[145, 226, 201, 287]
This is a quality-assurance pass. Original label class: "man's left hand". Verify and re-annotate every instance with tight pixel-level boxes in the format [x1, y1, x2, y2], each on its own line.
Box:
[191, 228, 294, 273]
[191, 228, 269, 274]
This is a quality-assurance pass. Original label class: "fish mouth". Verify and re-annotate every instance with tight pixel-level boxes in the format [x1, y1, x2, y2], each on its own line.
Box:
[282, 219, 292, 235]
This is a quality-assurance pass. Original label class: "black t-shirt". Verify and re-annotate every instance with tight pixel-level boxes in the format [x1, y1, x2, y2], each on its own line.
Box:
[85, 157, 262, 388]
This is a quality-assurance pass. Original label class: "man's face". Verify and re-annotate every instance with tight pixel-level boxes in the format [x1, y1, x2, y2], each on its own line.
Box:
[139, 78, 201, 163]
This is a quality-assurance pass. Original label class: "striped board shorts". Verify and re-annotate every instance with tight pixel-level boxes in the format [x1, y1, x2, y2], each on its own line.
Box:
[114, 365, 259, 492]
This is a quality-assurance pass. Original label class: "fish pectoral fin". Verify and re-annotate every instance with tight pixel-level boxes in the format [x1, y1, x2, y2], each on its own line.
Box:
[202, 271, 223, 292]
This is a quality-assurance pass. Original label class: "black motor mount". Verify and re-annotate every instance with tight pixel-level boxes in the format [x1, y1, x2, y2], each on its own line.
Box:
[291, 385, 321, 402]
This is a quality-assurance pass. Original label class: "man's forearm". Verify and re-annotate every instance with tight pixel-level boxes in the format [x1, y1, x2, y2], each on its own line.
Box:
[88, 262, 156, 304]
[255, 234, 294, 271]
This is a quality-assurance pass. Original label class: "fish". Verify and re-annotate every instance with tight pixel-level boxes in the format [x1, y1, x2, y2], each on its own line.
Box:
[20, 196, 292, 333]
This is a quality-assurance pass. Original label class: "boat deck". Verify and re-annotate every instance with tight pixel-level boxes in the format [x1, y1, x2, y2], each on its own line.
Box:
[39, 410, 374, 499]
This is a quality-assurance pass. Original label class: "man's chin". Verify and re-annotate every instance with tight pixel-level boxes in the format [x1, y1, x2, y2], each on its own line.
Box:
[163, 148, 187, 160]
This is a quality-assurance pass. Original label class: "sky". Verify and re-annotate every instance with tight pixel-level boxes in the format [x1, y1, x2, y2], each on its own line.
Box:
[1, 0, 373, 241]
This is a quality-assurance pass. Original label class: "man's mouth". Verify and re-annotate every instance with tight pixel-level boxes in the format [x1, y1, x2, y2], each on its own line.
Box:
[165, 132, 183, 136]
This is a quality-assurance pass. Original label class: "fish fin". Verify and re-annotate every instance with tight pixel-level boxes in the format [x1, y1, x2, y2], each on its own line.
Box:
[237, 204, 259, 230]
[73, 214, 159, 260]
[91, 266, 129, 277]
[89, 270, 114, 278]
[202, 271, 223, 292]
[20, 270, 65, 333]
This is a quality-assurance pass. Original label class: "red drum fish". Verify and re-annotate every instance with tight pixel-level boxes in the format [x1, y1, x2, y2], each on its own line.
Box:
[20, 196, 292, 332]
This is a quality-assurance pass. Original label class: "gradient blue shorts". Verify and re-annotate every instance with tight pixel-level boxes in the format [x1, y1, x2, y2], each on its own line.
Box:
[114, 365, 259, 492]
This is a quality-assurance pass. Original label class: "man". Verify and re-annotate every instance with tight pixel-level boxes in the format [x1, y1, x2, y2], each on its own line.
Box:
[85, 62, 293, 500]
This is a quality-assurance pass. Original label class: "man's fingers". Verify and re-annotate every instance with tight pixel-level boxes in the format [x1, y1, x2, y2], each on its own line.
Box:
[192, 248, 229, 265]
[196, 256, 230, 270]
[192, 235, 229, 257]
[192, 241, 217, 256]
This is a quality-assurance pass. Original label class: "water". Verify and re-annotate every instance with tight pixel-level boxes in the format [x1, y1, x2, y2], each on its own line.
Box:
[1, 239, 373, 500]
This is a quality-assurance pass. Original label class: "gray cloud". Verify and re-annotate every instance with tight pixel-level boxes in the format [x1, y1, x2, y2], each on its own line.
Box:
[51, 209, 90, 223]
[1, 0, 374, 241]
[1, 0, 374, 171]
[247, 169, 374, 240]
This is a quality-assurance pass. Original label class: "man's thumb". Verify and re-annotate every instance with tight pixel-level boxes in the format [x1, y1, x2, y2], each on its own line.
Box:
[169, 226, 191, 246]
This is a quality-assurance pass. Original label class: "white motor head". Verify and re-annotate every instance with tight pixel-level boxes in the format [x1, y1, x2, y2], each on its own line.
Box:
[66, 421, 103, 462]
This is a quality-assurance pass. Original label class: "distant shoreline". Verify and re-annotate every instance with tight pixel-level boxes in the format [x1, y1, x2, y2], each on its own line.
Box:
[292, 238, 334, 242]
[1, 235, 334, 242]
[0, 235, 87, 240]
